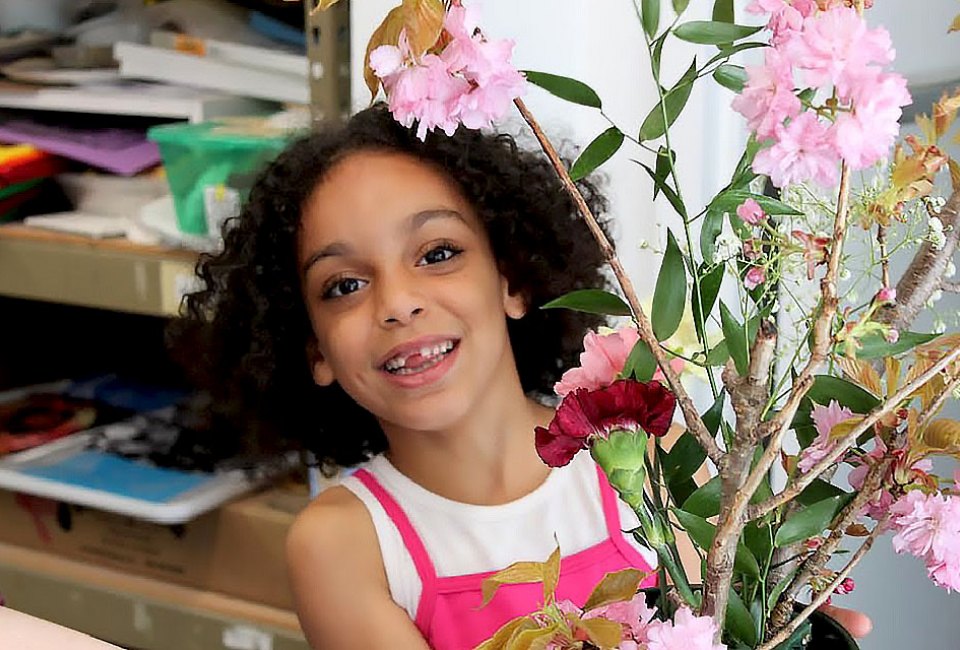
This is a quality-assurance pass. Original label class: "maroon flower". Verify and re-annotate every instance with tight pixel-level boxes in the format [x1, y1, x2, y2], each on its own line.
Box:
[535, 379, 677, 467]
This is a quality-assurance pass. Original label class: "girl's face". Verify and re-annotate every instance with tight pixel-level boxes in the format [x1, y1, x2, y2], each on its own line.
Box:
[298, 150, 526, 434]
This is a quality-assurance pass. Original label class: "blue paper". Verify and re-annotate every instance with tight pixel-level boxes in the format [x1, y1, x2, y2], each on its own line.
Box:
[21, 451, 209, 503]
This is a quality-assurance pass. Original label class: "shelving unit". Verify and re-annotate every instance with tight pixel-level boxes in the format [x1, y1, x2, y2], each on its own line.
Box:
[0, 224, 199, 317]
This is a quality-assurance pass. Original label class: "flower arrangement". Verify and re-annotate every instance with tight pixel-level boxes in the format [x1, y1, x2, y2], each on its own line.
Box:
[317, 0, 960, 647]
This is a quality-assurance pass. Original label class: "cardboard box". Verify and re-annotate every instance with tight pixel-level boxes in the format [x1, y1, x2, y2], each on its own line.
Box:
[0, 484, 309, 611]
[0, 541, 309, 650]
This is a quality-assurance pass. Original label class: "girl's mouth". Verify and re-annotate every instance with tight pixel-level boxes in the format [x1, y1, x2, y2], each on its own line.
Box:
[382, 339, 459, 375]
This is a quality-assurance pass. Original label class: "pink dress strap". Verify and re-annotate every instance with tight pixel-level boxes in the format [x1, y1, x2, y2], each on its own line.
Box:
[352, 468, 439, 630]
[594, 463, 653, 568]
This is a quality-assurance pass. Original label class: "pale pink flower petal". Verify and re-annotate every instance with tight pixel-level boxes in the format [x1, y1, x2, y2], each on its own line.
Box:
[798, 400, 854, 473]
[555, 328, 641, 396]
[832, 72, 911, 169]
[736, 198, 768, 225]
[785, 7, 895, 99]
[586, 592, 655, 640]
[732, 48, 801, 140]
[744, 266, 767, 290]
[369, 44, 404, 78]
[889, 490, 960, 592]
[642, 607, 726, 650]
[753, 111, 838, 188]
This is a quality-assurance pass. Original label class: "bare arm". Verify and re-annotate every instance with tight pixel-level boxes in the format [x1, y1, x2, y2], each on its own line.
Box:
[286, 487, 432, 650]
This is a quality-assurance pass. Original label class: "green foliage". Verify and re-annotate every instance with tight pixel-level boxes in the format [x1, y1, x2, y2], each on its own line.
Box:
[713, 64, 747, 92]
[523, 71, 602, 108]
[622, 338, 657, 382]
[720, 301, 749, 376]
[807, 375, 882, 413]
[642, 0, 661, 38]
[570, 127, 625, 181]
[639, 58, 698, 141]
[540, 289, 632, 316]
[774, 496, 844, 547]
[673, 21, 762, 45]
[652, 230, 687, 340]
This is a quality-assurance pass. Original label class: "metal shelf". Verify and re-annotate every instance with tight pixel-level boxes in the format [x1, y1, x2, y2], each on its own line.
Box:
[0, 224, 199, 317]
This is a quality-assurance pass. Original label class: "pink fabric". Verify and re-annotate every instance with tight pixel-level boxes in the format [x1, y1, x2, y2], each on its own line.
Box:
[354, 465, 656, 650]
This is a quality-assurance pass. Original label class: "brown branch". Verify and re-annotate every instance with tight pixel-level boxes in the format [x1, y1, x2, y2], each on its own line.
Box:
[877, 225, 890, 289]
[758, 520, 885, 650]
[878, 188, 960, 331]
[512, 97, 722, 466]
[941, 280, 960, 293]
[748, 340, 960, 519]
[767, 450, 894, 633]
[699, 322, 777, 622]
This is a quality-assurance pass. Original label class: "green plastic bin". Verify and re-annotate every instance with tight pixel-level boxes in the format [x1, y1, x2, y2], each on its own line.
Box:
[148, 121, 291, 237]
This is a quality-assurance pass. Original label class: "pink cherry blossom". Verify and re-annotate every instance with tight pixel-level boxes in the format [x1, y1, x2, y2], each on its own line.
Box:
[642, 607, 727, 650]
[731, 48, 801, 140]
[785, 8, 895, 100]
[385, 53, 472, 139]
[832, 72, 911, 170]
[746, 0, 815, 46]
[555, 328, 640, 396]
[754, 111, 838, 188]
[834, 577, 856, 595]
[875, 286, 897, 304]
[798, 400, 854, 473]
[889, 490, 960, 592]
[791, 229, 831, 279]
[651, 357, 686, 384]
[585, 591, 655, 641]
[736, 198, 768, 225]
[849, 436, 934, 520]
[744, 266, 767, 290]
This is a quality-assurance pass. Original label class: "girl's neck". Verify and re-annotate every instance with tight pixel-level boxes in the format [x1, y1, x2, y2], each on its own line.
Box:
[381, 393, 555, 506]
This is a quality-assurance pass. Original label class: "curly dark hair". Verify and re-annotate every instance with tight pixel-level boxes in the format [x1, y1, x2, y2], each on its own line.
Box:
[168, 103, 613, 469]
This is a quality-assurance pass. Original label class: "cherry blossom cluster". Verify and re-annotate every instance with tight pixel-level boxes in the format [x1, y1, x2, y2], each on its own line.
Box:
[369, 4, 526, 140]
[733, 1, 910, 187]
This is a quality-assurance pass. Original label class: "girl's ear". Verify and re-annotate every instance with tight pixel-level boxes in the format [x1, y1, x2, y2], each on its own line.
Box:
[501, 277, 527, 320]
[307, 339, 336, 386]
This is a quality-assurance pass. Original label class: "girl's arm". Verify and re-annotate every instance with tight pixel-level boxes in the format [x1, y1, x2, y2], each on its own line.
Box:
[286, 487, 432, 650]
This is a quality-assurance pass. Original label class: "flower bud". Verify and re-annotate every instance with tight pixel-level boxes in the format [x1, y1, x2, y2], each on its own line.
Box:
[591, 429, 649, 512]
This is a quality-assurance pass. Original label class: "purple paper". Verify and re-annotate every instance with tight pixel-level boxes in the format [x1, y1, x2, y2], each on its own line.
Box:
[0, 119, 161, 176]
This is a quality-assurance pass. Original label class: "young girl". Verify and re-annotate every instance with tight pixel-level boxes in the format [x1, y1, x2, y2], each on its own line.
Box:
[172, 104, 869, 650]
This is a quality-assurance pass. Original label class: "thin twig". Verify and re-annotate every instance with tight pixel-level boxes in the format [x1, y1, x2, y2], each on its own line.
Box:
[942, 280, 960, 293]
[877, 225, 890, 289]
[748, 340, 960, 519]
[758, 521, 885, 650]
[512, 97, 722, 466]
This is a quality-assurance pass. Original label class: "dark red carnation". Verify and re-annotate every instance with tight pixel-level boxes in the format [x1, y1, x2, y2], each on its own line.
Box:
[535, 379, 677, 467]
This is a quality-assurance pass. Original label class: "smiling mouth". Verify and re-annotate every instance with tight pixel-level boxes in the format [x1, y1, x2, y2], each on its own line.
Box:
[382, 339, 459, 375]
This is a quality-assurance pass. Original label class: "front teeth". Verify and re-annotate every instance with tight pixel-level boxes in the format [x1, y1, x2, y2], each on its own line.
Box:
[384, 340, 455, 371]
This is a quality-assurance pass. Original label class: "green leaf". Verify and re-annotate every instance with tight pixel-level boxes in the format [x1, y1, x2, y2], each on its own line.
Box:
[807, 375, 881, 414]
[635, 160, 687, 219]
[705, 339, 731, 366]
[673, 510, 761, 577]
[642, 0, 661, 38]
[652, 230, 686, 340]
[673, 21, 761, 45]
[623, 338, 657, 382]
[767, 567, 799, 610]
[712, 0, 735, 23]
[742, 521, 773, 569]
[541, 289, 631, 316]
[709, 190, 803, 217]
[797, 479, 850, 507]
[691, 264, 724, 342]
[661, 432, 706, 483]
[713, 64, 747, 92]
[700, 209, 724, 264]
[651, 33, 668, 78]
[523, 71, 602, 108]
[702, 390, 726, 436]
[729, 135, 763, 189]
[846, 331, 939, 360]
[720, 301, 749, 376]
[726, 588, 758, 647]
[704, 41, 768, 68]
[570, 127, 625, 181]
[667, 476, 700, 508]
[639, 58, 698, 142]
[774, 496, 843, 547]
[681, 475, 721, 518]
[672, 0, 691, 17]
[653, 147, 676, 200]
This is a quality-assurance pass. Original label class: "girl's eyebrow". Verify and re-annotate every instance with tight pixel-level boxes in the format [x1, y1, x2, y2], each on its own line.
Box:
[302, 209, 467, 275]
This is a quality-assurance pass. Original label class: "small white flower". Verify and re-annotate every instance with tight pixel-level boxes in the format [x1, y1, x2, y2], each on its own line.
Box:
[930, 289, 943, 305]
[929, 196, 947, 211]
[933, 318, 947, 334]
[714, 233, 742, 260]
[929, 216, 944, 232]
[927, 217, 946, 250]
[839, 268, 851, 281]
[847, 291, 858, 304]
[771, 298, 781, 312]
[946, 261, 956, 278]
[637, 239, 650, 249]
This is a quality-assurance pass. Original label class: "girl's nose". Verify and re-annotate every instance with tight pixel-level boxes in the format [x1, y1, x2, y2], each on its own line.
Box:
[377, 273, 425, 326]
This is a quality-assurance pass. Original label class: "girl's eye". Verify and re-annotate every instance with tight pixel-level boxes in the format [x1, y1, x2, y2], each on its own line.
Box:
[323, 277, 367, 299]
[418, 244, 463, 266]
